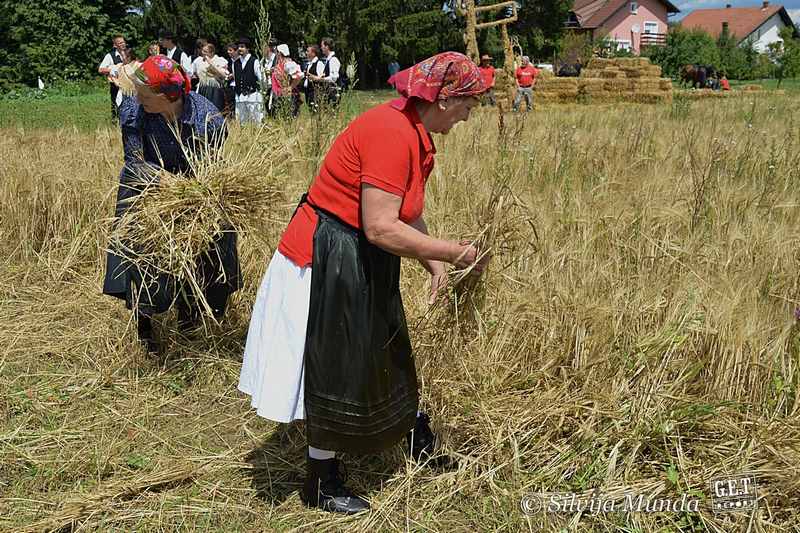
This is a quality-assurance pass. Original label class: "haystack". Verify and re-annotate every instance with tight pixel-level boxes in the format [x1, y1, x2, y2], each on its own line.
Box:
[533, 56, 671, 104]
[530, 77, 578, 103]
[575, 56, 672, 104]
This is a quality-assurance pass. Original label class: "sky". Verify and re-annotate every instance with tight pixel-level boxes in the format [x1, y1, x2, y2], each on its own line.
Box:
[671, 0, 800, 22]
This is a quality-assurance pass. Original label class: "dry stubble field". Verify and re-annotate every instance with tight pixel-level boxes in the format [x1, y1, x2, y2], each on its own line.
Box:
[2, 93, 800, 532]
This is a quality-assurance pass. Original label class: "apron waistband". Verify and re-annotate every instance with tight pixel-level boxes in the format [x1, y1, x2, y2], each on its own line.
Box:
[293, 192, 361, 234]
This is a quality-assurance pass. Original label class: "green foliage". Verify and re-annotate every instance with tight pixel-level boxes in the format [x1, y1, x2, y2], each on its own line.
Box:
[512, 0, 573, 62]
[0, 0, 573, 90]
[644, 24, 792, 81]
[0, 0, 142, 90]
[558, 31, 594, 64]
[768, 27, 800, 87]
[642, 26, 720, 78]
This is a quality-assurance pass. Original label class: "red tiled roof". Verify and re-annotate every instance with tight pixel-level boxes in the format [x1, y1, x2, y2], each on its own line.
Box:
[571, 0, 679, 28]
[680, 4, 790, 41]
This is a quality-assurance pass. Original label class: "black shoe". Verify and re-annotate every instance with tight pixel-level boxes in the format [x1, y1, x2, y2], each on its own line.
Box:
[406, 412, 457, 470]
[137, 315, 158, 353]
[407, 412, 436, 461]
[301, 457, 370, 514]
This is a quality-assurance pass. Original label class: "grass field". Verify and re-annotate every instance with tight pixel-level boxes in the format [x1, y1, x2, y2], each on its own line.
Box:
[2, 89, 800, 531]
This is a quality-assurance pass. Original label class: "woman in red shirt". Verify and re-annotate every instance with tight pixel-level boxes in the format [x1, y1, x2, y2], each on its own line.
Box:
[239, 52, 488, 514]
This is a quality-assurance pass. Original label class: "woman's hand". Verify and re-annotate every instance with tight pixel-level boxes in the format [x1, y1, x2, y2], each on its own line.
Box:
[428, 261, 448, 305]
[450, 240, 490, 274]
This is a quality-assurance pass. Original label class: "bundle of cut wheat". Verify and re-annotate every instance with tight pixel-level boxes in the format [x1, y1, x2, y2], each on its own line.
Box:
[108, 126, 286, 319]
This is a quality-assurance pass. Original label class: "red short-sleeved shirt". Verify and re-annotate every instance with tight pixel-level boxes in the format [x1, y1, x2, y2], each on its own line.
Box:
[515, 65, 540, 87]
[479, 65, 495, 88]
[278, 98, 436, 268]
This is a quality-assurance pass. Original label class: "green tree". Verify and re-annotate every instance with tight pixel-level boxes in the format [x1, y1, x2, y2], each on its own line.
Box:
[768, 26, 800, 87]
[513, 0, 572, 62]
[0, 0, 142, 89]
[716, 23, 749, 78]
[643, 26, 720, 78]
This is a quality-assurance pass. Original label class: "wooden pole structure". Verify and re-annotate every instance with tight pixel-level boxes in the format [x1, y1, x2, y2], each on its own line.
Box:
[463, 0, 480, 63]
[500, 24, 516, 112]
[458, 1, 522, 111]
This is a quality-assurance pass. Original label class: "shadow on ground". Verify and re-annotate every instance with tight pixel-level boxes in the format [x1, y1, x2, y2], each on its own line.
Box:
[243, 421, 409, 505]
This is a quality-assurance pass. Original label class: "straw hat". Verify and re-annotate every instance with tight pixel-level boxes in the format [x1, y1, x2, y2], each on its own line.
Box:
[480, 54, 492, 62]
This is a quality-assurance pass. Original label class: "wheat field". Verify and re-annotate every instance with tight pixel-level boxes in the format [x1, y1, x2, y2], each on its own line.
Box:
[2, 94, 800, 532]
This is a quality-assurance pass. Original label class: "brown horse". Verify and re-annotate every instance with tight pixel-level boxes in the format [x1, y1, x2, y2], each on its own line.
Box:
[680, 64, 714, 89]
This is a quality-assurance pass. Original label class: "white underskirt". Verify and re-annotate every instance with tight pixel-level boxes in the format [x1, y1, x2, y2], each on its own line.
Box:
[239, 249, 311, 422]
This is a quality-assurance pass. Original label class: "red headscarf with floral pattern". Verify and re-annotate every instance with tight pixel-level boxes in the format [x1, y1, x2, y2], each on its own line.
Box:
[388, 52, 486, 105]
[133, 55, 191, 101]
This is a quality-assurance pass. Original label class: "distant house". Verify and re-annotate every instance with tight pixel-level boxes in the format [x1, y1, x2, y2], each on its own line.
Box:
[680, 2, 798, 53]
[566, 0, 681, 54]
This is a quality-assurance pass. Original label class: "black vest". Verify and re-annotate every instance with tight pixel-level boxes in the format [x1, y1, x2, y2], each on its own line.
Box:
[111, 49, 123, 65]
[161, 46, 185, 63]
[234, 57, 259, 95]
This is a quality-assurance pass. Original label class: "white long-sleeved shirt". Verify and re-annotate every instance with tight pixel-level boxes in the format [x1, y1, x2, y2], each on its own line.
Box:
[303, 57, 325, 88]
[98, 49, 123, 72]
[321, 51, 340, 84]
[165, 47, 193, 75]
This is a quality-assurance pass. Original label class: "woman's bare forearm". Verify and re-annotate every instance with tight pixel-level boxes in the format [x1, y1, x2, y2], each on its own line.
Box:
[366, 218, 457, 264]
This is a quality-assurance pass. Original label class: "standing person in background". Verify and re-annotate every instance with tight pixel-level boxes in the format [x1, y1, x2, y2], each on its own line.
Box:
[98, 35, 127, 122]
[261, 40, 278, 117]
[512, 56, 539, 113]
[303, 45, 324, 112]
[191, 38, 209, 91]
[196, 42, 229, 112]
[270, 44, 303, 119]
[478, 54, 495, 106]
[307, 37, 340, 108]
[108, 48, 138, 110]
[147, 42, 161, 57]
[224, 43, 239, 118]
[233, 38, 264, 125]
[388, 59, 400, 82]
[159, 30, 193, 76]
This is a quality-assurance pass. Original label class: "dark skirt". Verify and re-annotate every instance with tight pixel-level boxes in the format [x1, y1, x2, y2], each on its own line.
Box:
[198, 85, 225, 115]
[303, 209, 419, 453]
[102, 170, 241, 316]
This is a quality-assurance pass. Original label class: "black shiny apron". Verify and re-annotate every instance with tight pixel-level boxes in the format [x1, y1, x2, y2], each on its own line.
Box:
[298, 195, 419, 453]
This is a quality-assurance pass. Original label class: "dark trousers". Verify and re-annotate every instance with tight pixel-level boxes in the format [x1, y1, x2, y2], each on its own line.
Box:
[109, 83, 119, 122]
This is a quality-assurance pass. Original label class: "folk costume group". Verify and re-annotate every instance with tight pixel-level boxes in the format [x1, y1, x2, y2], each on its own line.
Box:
[103, 52, 489, 514]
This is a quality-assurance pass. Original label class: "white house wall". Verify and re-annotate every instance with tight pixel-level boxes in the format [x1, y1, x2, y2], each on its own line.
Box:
[742, 13, 786, 52]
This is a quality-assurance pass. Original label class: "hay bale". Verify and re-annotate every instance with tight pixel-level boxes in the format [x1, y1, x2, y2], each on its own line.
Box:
[579, 78, 605, 89]
[598, 68, 624, 79]
[536, 78, 579, 90]
[614, 57, 651, 68]
[629, 79, 662, 91]
[604, 79, 632, 91]
[579, 68, 603, 78]
[620, 65, 662, 78]
[740, 84, 763, 92]
[534, 91, 578, 103]
[587, 58, 616, 69]
[579, 79, 608, 96]
[658, 78, 673, 90]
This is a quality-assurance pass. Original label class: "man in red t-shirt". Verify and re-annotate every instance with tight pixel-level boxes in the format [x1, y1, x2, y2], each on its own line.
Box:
[478, 54, 496, 106]
[513, 55, 540, 112]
